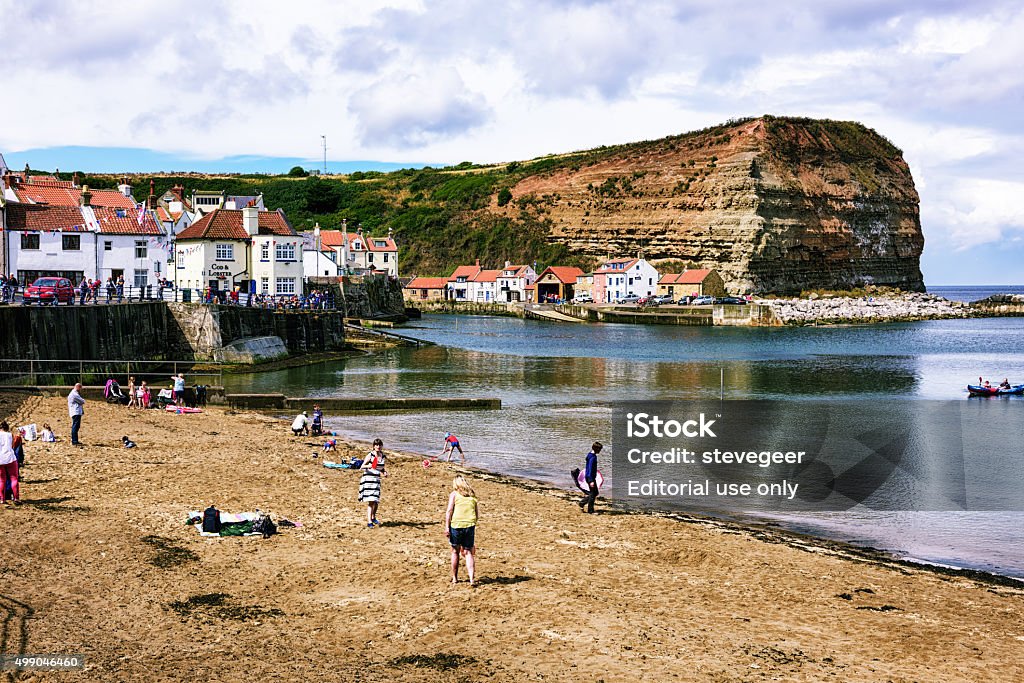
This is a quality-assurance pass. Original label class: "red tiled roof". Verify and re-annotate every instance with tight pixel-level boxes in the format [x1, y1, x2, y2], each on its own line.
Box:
[448, 264, 482, 281]
[406, 277, 448, 290]
[4, 203, 90, 232]
[536, 266, 584, 283]
[499, 264, 530, 277]
[26, 176, 74, 188]
[319, 230, 347, 247]
[660, 269, 712, 285]
[156, 207, 171, 222]
[12, 184, 136, 209]
[594, 259, 639, 274]
[176, 208, 295, 240]
[94, 207, 163, 235]
[473, 269, 502, 283]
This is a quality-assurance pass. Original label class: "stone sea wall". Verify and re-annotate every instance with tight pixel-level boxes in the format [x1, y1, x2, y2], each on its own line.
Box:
[970, 294, 1024, 317]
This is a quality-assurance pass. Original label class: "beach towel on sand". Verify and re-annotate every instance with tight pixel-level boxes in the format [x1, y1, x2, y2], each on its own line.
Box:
[188, 511, 261, 537]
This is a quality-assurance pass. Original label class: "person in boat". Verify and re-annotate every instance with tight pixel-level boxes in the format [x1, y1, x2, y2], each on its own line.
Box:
[980, 377, 992, 388]
[999, 378, 1011, 390]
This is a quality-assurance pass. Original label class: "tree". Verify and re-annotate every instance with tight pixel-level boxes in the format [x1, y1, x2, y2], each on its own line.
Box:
[289, 166, 308, 177]
[304, 177, 340, 214]
[497, 187, 513, 207]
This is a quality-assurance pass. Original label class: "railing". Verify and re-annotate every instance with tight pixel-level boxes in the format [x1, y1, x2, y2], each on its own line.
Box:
[0, 285, 336, 310]
[0, 358, 223, 387]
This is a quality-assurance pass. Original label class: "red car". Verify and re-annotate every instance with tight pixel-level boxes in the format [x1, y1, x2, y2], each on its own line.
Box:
[23, 277, 75, 305]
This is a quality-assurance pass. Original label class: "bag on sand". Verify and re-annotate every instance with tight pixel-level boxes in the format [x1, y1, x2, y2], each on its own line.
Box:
[202, 506, 222, 534]
[19, 424, 37, 441]
[252, 513, 277, 538]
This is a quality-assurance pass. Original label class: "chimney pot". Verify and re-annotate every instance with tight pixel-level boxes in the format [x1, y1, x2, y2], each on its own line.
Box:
[242, 206, 259, 236]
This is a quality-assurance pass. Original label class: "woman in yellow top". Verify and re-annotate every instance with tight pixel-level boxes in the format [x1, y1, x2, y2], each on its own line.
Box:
[444, 476, 479, 586]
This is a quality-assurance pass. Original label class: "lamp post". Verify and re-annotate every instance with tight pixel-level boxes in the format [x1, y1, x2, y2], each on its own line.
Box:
[321, 135, 327, 175]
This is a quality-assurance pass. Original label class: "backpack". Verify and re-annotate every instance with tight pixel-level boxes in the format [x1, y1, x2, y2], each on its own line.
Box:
[202, 506, 222, 533]
[252, 513, 276, 538]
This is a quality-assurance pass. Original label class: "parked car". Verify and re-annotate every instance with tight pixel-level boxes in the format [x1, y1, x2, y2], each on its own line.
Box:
[615, 295, 641, 304]
[23, 277, 75, 305]
[572, 294, 593, 304]
[715, 296, 749, 306]
[653, 295, 675, 305]
[677, 295, 693, 306]
[691, 295, 715, 305]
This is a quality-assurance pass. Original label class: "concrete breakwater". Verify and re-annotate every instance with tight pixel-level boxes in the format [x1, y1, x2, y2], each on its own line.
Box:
[226, 393, 500, 411]
[764, 292, 972, 325]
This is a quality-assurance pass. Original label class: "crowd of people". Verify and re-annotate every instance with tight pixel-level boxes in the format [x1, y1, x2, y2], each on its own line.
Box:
[248, 290, 335, 310]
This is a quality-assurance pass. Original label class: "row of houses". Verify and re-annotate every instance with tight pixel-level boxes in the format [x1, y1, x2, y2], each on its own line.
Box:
[405, 257, 726, 304]
[0, 154, 399, 296]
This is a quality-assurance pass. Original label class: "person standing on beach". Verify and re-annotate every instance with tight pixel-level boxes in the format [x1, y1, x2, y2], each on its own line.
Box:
[0, 421, 19, 505]
[126, 376, 137, 409]
[578, 441, 602, 513]
[172, 373, 186, 407]
[359, 439, 388, 527]
[444, 475, 479, 586]
[68, 383, 86, 446]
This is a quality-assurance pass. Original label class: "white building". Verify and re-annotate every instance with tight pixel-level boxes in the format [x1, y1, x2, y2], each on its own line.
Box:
[175, 207, 302, 296]
[592, 258, 659, 303]
[446, 262, 482, 301]
[1, 173, 170, 286]
[318, 222, 399, 277]
[495, 262, 537, 302]
[302, 224, 342, 279]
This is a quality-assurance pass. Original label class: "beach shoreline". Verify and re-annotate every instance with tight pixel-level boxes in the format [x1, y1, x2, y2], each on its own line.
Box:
[3, 393, 1023, 682]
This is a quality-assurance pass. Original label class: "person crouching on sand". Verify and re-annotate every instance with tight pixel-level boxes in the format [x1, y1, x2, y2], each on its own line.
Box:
[445, 475, 479, 586]
[359, 439, 387, 527]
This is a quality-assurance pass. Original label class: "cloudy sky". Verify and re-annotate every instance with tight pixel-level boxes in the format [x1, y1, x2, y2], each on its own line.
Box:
[2, 0, 1023, 284]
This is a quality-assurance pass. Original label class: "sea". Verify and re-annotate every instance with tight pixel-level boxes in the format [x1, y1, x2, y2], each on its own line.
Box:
[224, 294, 1024, 579]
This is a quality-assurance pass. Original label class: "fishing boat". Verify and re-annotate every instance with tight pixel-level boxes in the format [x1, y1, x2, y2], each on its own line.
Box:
[967, 383, 1024, 396]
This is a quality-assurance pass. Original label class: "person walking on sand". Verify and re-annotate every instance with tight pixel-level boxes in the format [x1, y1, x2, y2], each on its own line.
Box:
[578, 441, 602, 514]
[442, 432, 465, 465]
[359, 439, 388, 527]
[445, 475, 479, 586]
[0, 421, 20, 505]
[68, 382, 86, 446]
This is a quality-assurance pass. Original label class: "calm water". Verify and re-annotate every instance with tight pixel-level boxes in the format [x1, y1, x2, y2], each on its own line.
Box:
[226, 314, 1024, 578]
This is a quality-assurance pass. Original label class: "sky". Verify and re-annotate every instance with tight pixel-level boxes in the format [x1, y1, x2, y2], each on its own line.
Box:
[1, 0, 1022, 285]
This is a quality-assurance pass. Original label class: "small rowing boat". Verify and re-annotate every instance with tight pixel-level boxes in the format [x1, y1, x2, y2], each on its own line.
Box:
[967, 384, 1024, 396]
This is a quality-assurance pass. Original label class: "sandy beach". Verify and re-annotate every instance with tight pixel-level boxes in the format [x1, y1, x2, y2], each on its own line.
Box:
[1, 393, 1022, 682]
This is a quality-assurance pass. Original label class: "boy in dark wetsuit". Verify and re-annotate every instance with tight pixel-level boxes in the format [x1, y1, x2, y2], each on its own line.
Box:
[578, 441, 602, 513]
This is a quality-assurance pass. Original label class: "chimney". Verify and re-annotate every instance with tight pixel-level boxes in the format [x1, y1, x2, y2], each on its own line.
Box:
[72, 171, 79, 187]
[80, 185, 92, 206]
[504, 260, 510, 268]
[314, 221, 321, 249]
[148, 179, 156, 209]
[242, 205, 259, 236]
[475, 258, 480, 267]
[2, 171, 9, 189]
[357, 224, 363, 236]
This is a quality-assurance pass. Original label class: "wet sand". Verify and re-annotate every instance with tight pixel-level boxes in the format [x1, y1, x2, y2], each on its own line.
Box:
[1, 394, 1022, 682]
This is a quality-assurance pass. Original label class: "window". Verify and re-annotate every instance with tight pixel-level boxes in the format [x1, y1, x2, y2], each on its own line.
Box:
[134, 269, 148, 288]
[261, 243, 270, 260]
[374, 240, 387, 248]
[62, 235, 80, 251]
[275, 277, 296, 295]
[104, 241, 112, 251]
[215, 243, 233, 260]
[135, 240, 147, 259]
[275, 242, 295, 261]
[383, 253, 389, 262]
[153, 260, 162, 275]
[367, 253, 374, 263]
[352, 240, 362, 250]
[20, 234, 39, 250]
[260, 277, 269, 293]
[177, 251, 185, 268]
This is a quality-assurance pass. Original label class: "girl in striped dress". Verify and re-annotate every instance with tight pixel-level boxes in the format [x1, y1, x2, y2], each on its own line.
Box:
[359, 439, 387, 527]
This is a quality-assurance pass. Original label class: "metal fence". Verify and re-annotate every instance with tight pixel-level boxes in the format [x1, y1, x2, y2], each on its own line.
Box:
[0, 358, 223, 387]
[1, 285, 336, 310]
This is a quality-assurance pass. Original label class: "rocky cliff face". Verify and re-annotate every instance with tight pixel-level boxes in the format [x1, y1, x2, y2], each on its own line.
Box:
[490, 116, 924, 294]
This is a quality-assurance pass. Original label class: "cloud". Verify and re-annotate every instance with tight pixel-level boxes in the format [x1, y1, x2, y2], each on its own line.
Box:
[348, 69, 493, 148]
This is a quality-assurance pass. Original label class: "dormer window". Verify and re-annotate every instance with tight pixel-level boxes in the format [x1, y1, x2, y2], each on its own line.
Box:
[352, 240, 363, 250]
[374, 240, 387, 248]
